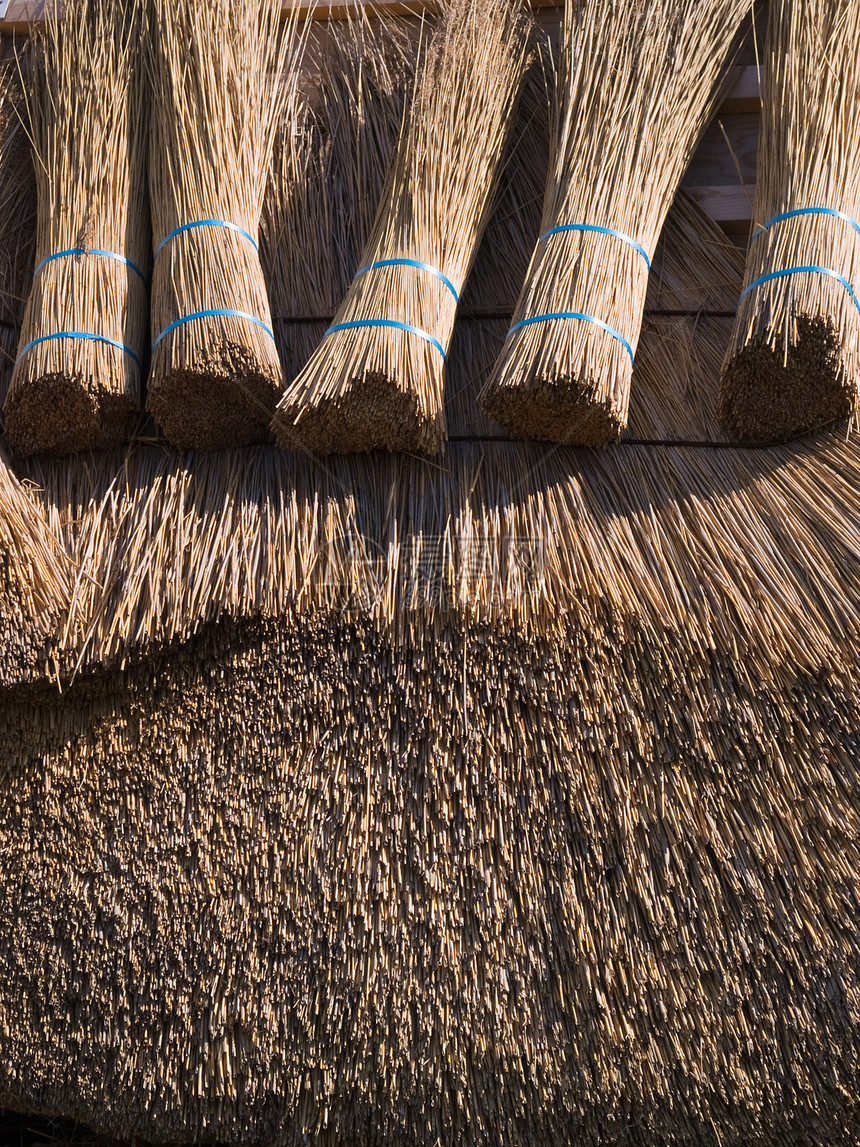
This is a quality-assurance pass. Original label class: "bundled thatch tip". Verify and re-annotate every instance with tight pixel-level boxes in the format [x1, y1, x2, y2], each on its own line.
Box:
[718, 0, 860, 441]
[2, 0, 148, 458]
[478, 0, 753, 446]
[271, 0, 532, 456]
[146, 0, 305, 451]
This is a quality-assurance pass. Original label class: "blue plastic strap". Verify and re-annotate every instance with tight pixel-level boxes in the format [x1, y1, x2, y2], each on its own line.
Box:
[507, 311, 634, 363]
[540, 224, 651, 271]
[353, 258, 460, 304]
[155, 219, 259, 258]
[751, 207, 860, 244]
[33, 247, 148, 285]
[152, 309, 275, 351]
[324, 319, 447, 361]
[14, 331, 141, 368]
[740, 265, 860, 317]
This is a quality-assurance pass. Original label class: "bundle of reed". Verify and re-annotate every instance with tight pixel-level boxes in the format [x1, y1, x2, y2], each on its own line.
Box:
[448, 190, 744, 441]
[271, 0, 532, 456]
[478, 0, 752, 447]
[261, 12, 417, 388]
[2, 0, 148, 458]
[719, 0, 860, 441]
[146, 0, 305, 451]
[0, 54, 36, 402]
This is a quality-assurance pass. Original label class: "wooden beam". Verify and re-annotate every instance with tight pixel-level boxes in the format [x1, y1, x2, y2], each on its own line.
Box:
[720, 64, 763, 113]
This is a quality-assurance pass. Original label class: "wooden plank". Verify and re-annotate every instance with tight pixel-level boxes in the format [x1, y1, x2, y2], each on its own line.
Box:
[720, 64, 762, 113]
[0, 0, 44, 33]
[686, 185, 755, 237]
[684, 112, 758, 189]
[286, 0, 562, 13]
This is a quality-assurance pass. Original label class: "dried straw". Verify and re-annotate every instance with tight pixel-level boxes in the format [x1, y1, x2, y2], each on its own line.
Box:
[0, 52, 36, 403]
[146, 0, 305, 451]
[271, 0, 532, 456]
[7, 35, 860, 1138]
[479, 0, 752, 446]
[719, 0, 860, 440]
[2, 0, 148, 458]
[4, 603, 860, 1145]
[261, 12, 417, 387]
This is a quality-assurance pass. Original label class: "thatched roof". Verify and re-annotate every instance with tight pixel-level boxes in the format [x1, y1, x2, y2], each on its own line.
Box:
[1, 8, 860, 1146]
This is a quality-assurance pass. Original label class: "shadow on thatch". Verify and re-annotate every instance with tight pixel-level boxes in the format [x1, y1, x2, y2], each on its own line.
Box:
[0, 1110, 144, 1147]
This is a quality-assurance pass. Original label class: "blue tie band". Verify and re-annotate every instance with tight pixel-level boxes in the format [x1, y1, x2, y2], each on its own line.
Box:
[507, 311, 635, 363]
[751, 207, 860, 244]
[152, 308, 275, 351]
[33, 248, 148, 285]
[740, 265, 860, 317]
[324, 319, 447, 361]
[14, 331, 141, 368]
[540, 224, 651, 271]
[352, 259, 460, 304]
[155, 219, 259, 258]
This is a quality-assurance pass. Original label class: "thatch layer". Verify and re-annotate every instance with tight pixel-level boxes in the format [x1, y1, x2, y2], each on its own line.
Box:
[1, 615, 860, 1145]
[15, 427, 860, 690]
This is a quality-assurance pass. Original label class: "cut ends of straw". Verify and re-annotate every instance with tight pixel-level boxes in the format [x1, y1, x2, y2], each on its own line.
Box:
[3, 362, 141, 457]
[479, 299, 635, 447]
[719, 316, 857, 442]
[147, 318, 285, 451]
[271, 323, 448, 456]
[481, 357, 628, 447]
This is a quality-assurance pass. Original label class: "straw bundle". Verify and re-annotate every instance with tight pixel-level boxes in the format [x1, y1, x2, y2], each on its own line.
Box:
[261, 14, 417, 387]
[719, 0, 860, 441]
[271, 0, 532, 456]
[478, 0, 752, 446]
[2, 0, 148, 458]
[147, 0, 304, 451]
[0, 54, 36, 403]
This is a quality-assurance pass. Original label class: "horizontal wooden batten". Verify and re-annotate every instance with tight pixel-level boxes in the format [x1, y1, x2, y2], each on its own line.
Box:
[686, 185, 756, 236]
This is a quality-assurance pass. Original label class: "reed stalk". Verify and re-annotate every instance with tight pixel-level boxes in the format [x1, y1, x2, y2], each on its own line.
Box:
[0, 54, 36, 404]
[147, 0, 305, 451]
[271, 0, 532, 456]
[261, 13, 417, 388]
[2, 0, 148, 458]
[478, 0, 752, 446]
[719, 0, 860, 441]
